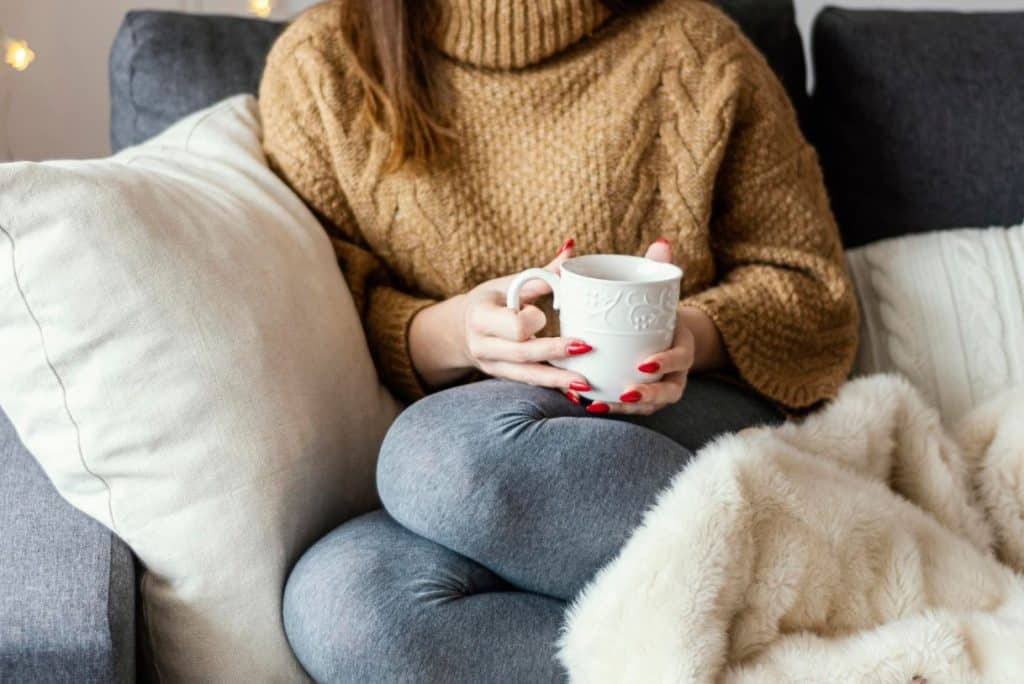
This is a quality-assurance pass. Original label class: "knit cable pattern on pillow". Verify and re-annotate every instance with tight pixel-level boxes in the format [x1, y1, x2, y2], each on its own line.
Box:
[848, 222, 1024, 423]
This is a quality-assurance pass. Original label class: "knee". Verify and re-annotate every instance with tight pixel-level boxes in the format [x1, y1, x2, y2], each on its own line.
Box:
[283, 513, 443, 683]
[379, 380, 537, 462]
[377, 382, 542, 537]
[283, 515, 392, 682]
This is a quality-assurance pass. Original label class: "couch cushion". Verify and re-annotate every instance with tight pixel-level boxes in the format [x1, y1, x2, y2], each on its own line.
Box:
[109, 1, 807, 151]
[109, 11, 285, 152]
[812, 9, 1024, 248]
[0, 409, 134, 683]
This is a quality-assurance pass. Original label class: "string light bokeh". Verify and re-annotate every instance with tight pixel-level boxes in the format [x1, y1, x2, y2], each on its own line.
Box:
[248, 0, 273, 18]
[4, 37, 34, 72]
[1, 31, 31, 161]
[1, 3, 275, 160]
[2, 0, 273, 73]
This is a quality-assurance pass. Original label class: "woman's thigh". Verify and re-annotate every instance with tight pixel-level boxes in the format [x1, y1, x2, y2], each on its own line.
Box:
[284, 510, 566, 684]
[378, 377, 780, 599]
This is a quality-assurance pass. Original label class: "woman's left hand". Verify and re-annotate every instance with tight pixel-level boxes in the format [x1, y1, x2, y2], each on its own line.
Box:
[574, 239, 727, 416]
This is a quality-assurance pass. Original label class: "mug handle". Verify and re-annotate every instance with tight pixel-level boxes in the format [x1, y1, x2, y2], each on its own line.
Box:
[506, 268, 561, 311]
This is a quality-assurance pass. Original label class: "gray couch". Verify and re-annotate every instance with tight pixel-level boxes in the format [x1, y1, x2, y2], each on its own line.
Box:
[0, 412, 134, 682]
[2, 2, 1021, 681]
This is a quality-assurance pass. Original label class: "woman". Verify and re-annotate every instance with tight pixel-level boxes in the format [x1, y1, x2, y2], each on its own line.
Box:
[260, 0, 858, 680]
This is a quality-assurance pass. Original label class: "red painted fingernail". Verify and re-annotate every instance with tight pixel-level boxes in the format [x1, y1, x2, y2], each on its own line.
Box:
[586, 402, 610, 415]
[569, 381, 592, 392]
[620, 390, 643, 403]
[556, 238, 575, 256]
[565, 391, 581, 405]
[567, 342, 593, 356]
[655, 237, 670, 245]
[638, 361, 661, 374]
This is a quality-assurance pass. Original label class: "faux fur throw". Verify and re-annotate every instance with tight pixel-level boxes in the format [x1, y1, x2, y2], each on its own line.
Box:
[559, 375, 1024, 683]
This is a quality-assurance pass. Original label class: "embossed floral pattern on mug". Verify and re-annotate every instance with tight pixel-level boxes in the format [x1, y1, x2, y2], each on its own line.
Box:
[564, 283, 677, 334]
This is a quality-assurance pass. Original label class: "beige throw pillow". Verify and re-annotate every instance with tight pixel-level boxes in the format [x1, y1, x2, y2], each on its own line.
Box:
[0, 96, 401, 682]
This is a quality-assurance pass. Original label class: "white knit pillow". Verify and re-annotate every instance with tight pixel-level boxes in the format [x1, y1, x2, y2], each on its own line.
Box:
[0, 96, 401, 682]
[847, 222, 1024, 423]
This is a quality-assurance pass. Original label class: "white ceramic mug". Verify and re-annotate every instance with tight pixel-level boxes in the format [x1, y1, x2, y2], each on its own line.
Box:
[506, 254, 683, 403]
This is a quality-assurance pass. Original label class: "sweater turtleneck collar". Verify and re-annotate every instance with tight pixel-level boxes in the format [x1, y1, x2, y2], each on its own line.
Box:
[428, 0, 612, 70]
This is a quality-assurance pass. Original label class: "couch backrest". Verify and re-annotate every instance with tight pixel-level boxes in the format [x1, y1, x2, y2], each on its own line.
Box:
[109, 12, 286, 152]
[108, 1, 808, 152]
[715, 0, 809, 130]
[812, 8, 1024, 247]
[109, 5, 1024, 250]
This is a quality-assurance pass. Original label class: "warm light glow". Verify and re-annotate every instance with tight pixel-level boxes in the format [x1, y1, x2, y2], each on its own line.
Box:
[248, 0, 273, 18]
[5, 39, 35, 72]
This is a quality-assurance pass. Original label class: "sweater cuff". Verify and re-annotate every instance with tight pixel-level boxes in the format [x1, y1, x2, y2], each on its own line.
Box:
[366, 287, 437, 403]
[680, 289, 852, 411]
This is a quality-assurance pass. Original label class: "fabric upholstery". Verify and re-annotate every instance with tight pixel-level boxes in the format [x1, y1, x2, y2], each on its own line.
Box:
[812, 9, 1024, 247]
[847, 222, 1024, 424]
[109, 11, 285, 151]
[0, 96, 402, 683]
[108, 2, 807, 151]
[0, 408, 135, 683]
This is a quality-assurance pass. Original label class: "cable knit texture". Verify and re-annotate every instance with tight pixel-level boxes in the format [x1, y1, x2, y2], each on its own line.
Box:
[259, 0, 859, 408]
[430, 0, 612, 69]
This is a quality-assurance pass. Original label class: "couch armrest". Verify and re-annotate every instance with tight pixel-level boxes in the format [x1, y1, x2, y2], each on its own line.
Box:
[0, 408, 135, 683]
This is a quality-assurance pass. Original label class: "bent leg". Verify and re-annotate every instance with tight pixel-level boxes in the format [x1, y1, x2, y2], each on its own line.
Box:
[285, 510, 566, 684]
[378, 377, 780, 599]
[623, 376, 783, 452]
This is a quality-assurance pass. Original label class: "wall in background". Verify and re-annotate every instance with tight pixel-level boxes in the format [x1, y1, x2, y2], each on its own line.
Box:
[0, 0, 317, 162]
[2, 0, 1024, 161]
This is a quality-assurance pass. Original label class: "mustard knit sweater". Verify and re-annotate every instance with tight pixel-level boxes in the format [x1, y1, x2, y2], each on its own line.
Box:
[259, 0, 859, 409]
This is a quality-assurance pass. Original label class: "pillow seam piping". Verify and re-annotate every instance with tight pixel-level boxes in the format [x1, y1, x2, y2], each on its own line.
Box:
[0, 221, 120, 535]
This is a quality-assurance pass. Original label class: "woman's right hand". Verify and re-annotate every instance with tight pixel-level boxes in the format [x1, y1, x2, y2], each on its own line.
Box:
[460, 239, 594, 393]
[409, 239, 594, 397]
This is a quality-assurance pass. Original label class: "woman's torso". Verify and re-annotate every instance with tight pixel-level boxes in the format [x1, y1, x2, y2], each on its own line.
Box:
[301, 0, 760, 300]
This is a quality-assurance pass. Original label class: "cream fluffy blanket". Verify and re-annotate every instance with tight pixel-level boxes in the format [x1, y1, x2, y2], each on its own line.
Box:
[559, 375, 1024, 683]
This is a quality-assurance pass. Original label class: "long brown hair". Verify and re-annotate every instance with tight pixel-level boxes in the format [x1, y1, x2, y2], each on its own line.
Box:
[341, 0, 656, 172]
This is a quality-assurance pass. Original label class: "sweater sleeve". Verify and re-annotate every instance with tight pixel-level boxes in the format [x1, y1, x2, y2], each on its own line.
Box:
[680, 42, 859, 409]
[259, 34, 435, 402]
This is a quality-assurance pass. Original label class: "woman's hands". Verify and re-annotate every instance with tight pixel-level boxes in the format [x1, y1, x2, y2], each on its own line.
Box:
[577, 240, 727, 416]
[409, 239, 595, 393]
[459, 239, 598, 390]
[408, 237, 727, 414]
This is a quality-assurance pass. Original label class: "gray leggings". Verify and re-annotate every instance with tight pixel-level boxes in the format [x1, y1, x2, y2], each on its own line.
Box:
[284, 378, 781, 683]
